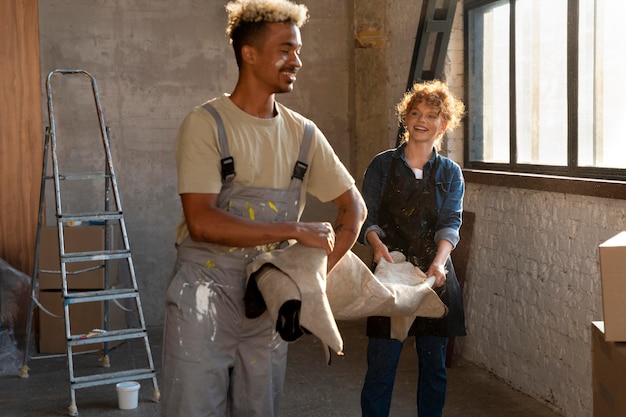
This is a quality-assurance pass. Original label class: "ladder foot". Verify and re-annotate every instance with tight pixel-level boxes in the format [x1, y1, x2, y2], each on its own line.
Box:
[18, 365, 30, 378]
[99, 354, 111, 368]
[152, 388, 161, 403]
[68, 401, 78, 416]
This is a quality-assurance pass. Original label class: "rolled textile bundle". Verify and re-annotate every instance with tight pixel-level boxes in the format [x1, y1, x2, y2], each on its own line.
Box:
[244, 244, 447, 362]
[245, 244, 343, 360]
[326, 250, 447, 341]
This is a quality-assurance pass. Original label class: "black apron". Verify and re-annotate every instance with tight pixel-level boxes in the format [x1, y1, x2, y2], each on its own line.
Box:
[366, 155, 466, 339]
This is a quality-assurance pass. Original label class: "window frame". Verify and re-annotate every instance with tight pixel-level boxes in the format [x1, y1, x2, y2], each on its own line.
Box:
[462, 0, 626, 189]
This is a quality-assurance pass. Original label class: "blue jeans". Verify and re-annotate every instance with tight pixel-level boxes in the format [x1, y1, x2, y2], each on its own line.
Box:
[361, 336, 448, 417]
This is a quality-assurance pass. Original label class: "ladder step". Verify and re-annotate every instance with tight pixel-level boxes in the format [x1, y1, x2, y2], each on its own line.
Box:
[39, 264, 103, 276]
[59, 212, 123, 223]
[71, 369, 156, 390]
[65, 287, 138, 303]
[55, 172, 111, 181]
[68, 328, 149, 346]
[61, 249, 131, 263]
[426, 19, 453, 33]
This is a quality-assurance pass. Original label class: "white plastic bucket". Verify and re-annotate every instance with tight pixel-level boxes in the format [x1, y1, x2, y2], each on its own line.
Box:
[116, 381, 140, 410]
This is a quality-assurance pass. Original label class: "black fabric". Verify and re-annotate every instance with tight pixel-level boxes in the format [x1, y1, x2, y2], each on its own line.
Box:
[243, 267, 268, 319]
[276, 300, 304, 342]
[244, 265, 311, 342]
[379, 157, 439, 270]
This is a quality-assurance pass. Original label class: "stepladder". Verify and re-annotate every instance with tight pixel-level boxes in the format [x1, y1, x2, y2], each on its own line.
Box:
[20, 69, 160, 416]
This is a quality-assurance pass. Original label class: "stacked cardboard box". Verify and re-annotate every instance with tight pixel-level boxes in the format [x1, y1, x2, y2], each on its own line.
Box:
[38, 226, 110, 290]
[37, 225, 127, 354]
[593, 232, 626, 416]
[598, 232, 626, 341]
[38, 289, 128, 354]
[591, 322, 626, 417]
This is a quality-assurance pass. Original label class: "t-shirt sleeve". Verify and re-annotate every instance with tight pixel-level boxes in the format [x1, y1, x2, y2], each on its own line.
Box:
[175, 108, 223, 195]
[305, 126, 355, 202]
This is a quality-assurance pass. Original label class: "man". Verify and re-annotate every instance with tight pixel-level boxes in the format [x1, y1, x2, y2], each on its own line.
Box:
[161, 1, 366, 416]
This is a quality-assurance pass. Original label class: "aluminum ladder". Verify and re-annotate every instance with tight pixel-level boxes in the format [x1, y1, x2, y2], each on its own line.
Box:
[19, 69, 160, 416]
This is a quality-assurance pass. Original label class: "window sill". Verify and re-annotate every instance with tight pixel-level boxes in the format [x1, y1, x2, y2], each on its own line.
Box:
[463, 169, 626, 200]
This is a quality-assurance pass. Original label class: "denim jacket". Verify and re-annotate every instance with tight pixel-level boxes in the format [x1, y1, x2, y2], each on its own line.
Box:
[359, 143, 464, 249]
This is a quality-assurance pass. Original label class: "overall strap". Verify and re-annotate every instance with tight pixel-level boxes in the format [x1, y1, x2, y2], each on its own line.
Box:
[202, 102, 313, 184]
[202, 102, 235, 182]
[284, 121, 314, 220]
[292, 122, 314, 181]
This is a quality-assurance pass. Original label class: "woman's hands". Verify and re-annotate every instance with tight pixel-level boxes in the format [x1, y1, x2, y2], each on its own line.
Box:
[426, 261, 447, 287]
[427, 239, 454, 287]
[366, 230, 394, 264]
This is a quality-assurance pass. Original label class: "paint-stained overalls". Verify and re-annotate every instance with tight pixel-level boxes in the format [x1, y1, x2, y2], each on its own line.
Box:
[161, 103, 313, 417]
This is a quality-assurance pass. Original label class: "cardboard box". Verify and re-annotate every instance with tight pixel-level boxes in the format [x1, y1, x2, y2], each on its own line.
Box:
[39, 226, 116, 290]
[38, 289, 127, 354]
[599, 232, 626, 341]
[592, 321, 626, 417]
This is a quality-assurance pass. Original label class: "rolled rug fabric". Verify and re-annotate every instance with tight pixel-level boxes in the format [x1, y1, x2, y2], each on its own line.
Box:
[245, 243, 344, 359]
[249, 265, 304, 342]
[244, 244, 448, 362]
[326, 250, 447, 341]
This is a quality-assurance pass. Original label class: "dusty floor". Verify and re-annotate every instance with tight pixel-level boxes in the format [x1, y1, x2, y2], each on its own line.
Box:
[0, 319, 564, 417]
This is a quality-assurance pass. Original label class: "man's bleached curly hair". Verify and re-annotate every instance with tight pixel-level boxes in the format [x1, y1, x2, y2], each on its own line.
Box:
[225, 0, 309, 67]
[225, 0, 309, 39]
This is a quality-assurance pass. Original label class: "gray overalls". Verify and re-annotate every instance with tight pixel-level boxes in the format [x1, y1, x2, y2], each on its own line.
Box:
[161, 103, 313, 417]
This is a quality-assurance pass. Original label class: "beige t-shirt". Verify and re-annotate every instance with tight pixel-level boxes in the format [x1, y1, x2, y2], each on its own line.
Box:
[174, 94, 355, 243]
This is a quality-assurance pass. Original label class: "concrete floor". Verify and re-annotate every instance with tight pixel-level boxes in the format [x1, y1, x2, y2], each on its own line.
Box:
[0, 319, 565, 417]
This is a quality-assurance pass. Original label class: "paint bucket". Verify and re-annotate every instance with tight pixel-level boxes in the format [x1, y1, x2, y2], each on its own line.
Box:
[116, 381, 140, 410]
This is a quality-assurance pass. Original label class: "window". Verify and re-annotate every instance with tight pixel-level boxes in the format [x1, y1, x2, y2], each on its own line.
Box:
[464, 0, 626, 181]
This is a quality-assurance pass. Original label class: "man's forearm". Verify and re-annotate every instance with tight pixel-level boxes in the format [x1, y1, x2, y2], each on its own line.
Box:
[327, 187, 367, 272]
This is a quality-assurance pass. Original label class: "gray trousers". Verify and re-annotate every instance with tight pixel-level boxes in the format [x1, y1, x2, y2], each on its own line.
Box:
[161, 244, 288, 417]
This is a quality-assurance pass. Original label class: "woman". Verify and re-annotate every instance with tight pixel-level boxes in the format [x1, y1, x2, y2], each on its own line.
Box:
[359, 80, 466, 417]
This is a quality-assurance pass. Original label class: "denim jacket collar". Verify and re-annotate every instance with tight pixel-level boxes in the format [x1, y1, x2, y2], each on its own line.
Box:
[392, 142, 439, 178]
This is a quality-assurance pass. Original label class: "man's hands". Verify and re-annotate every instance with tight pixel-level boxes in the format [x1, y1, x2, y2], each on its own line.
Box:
[294, 221, 335, 255]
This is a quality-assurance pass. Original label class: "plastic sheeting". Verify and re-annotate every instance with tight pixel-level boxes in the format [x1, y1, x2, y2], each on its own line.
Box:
[0, 258, 31, 376]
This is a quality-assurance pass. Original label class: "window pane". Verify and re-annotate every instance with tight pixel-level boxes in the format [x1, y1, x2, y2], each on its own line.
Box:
[579, 0, 626, 169]
[467, 1, 510, 163]
[515, 0, 568, 166]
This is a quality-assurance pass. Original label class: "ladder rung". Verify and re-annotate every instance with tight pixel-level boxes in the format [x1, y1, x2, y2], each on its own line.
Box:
[59, 212, 123, 222]
[71, 369, 156, 390]
[39, 264, 103, 276]
[426, 20, 452, 33]
[65, 287, 138, 303]
[61, 249, 130, 263]
[56, 172, 110, 181]
[68, 328, 148, 346]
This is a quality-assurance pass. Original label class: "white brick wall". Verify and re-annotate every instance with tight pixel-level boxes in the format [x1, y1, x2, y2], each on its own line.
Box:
[461, 183, 626, 417]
